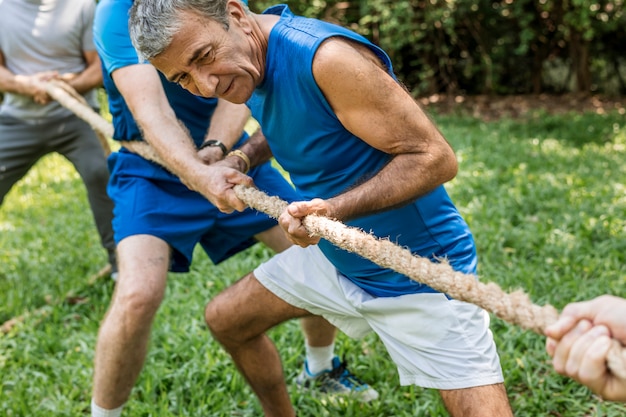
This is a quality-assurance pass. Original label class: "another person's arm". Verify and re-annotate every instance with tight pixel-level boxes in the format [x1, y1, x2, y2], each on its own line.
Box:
[58, 50, 103, 94]
[200, 98, 251, 165]
[111, 63, 252, 212]
[0, 48, 57, 104]
[545, 295, 626, 402]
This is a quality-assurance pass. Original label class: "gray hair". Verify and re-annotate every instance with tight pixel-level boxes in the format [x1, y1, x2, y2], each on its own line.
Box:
[129, 0, 243, 61]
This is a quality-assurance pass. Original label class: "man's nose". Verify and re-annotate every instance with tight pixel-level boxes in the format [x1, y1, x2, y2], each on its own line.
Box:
[192, 71, 218, 98]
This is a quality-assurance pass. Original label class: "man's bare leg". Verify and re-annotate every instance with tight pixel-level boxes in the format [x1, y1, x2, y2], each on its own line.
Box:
[299, 315, 336, 346]
[439, 383, 513, 417]
[93, 235, 170, 409]
[205, 273, 309, 417]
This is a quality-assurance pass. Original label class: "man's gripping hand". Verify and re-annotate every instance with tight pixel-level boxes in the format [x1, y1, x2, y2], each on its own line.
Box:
[278, 198, 332, 247]
[545, 295, 626, 402]
[186, 161, 255, 213]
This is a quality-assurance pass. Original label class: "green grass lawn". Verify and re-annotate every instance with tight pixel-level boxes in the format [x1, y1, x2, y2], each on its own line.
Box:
[1, 109, 625, 416]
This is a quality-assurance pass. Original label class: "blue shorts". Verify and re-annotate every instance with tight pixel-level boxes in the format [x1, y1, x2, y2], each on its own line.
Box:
[107, 148, 300, 272]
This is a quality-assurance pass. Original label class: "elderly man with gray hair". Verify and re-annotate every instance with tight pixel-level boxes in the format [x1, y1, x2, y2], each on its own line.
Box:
[129, 1, 515, 416]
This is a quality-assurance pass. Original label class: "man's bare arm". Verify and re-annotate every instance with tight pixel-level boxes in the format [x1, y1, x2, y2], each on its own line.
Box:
[0, 49, 56, 101]
[312, 38, 457, 221]
[200, 99, 251, 164]
[61, 50, 103, 94]
[112, 63, 252, 212]
[226, 127, 274, 172]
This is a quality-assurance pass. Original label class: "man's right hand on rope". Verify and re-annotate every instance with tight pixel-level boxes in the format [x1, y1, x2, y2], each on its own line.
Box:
[160, 137, 252, 214]
[184, 161, 254, 214]
[545, 295, 626, 402]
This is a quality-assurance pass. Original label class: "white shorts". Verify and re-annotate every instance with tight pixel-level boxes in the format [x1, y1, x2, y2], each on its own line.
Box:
[254, 245, 504, 390]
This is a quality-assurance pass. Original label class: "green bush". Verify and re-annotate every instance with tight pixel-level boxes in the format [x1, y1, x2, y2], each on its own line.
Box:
[250, 0, 626, 95]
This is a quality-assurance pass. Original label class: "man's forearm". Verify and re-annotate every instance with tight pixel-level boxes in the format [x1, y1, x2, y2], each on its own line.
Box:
[65, 51, 103, 94]
[0, 67, 33, 96]
[113, 63, 203, 182]
[65, 65, 102, 94]
[327, 151, 457, 221]
[232, 128, 273, 169]
[203, 100, 250, 151]
[141, 113, 204, 179]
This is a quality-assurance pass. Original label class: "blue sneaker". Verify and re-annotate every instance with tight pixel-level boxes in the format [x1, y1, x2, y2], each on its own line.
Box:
[295, 356, 379, 402]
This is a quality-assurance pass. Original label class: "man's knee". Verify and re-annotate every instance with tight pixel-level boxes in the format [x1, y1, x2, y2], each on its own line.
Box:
[111, 283, 165, 326]
[204, 274, 270, 344]
[204, 294, 238, 342]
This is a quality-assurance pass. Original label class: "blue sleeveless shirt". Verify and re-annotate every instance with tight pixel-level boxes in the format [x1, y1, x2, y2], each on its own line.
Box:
[248, 5, 477, 297]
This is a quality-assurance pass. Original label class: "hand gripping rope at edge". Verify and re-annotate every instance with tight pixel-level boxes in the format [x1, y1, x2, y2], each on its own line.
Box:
[44, 80, 626, 381]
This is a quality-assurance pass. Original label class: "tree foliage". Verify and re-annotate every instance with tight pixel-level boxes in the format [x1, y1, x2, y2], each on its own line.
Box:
[250, 0, 625, 95]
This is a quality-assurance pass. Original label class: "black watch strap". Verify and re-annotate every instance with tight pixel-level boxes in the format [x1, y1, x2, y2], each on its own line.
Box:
[198, 139, 227, 156]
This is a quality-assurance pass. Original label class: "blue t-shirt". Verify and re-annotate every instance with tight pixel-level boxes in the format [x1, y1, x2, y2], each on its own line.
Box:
[248, 5, 477, 297]
[93, 0, 217, 145]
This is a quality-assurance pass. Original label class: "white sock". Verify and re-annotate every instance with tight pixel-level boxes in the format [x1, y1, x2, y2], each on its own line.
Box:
[91, 399, 124, 417]
[305, 343, 335, 375]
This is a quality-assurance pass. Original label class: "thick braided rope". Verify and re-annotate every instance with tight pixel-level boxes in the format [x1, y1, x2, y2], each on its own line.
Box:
[234, 185, 558, 332]
[47, 81, 626, 380]
[233, 185, 626, 379]
[44, 81, 112, 155]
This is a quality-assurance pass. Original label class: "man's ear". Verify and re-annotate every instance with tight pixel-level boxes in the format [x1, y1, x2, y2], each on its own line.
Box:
[227, 0, 252, 33]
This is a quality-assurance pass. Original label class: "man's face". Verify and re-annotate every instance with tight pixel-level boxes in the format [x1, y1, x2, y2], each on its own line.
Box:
[151, 8, 261, 104]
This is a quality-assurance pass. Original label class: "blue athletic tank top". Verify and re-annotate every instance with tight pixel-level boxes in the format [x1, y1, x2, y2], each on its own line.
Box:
[248, 5, 477, 297]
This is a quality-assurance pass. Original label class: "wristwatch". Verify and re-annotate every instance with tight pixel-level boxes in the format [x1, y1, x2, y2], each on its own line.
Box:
[198, 139, 227, 156]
